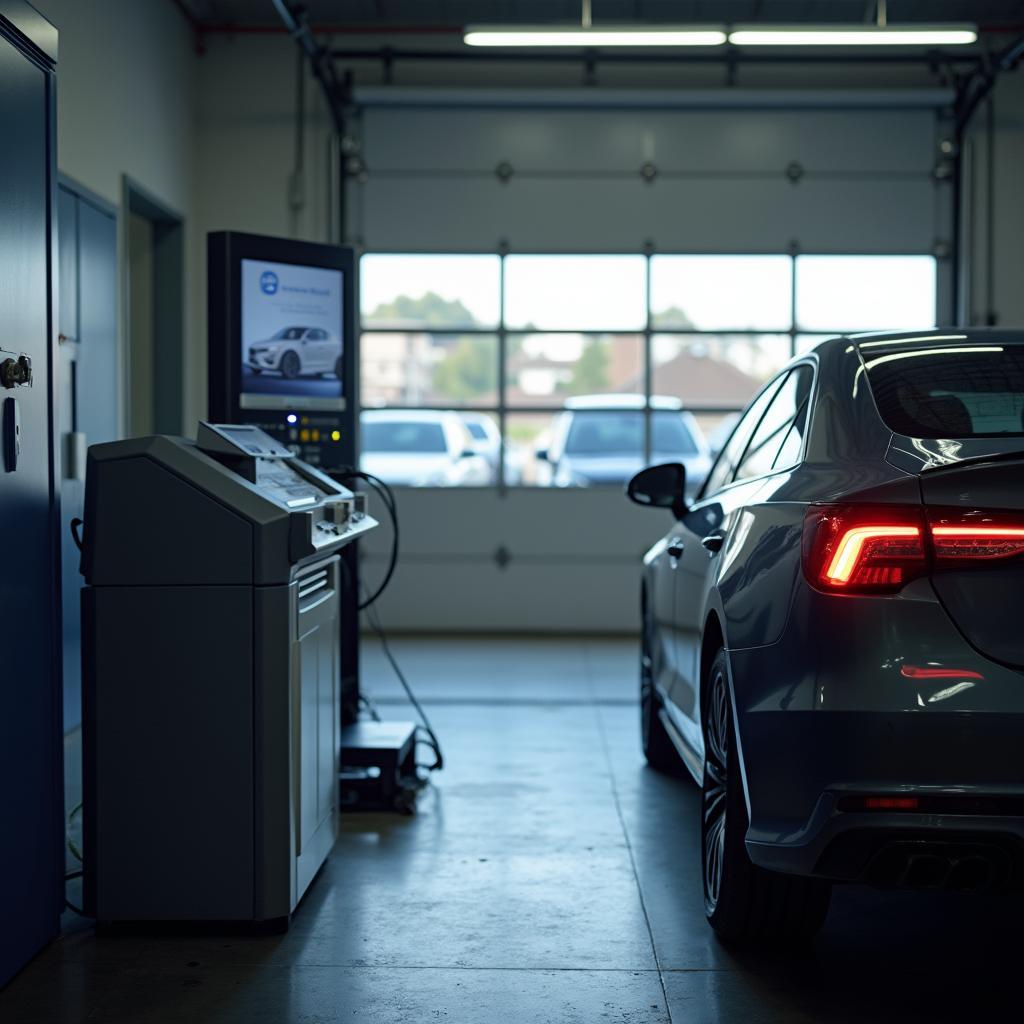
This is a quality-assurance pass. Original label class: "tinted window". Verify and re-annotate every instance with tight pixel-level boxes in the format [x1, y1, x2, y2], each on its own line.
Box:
[273, 327, 305, 340]
[702, 376, 784, 496]
[734, 365, 813, 482]
[362, 421, 448, 453]
[465, 421, 487, 441]
[563, 410, 697, 456]
[864, 345, 1024, 438]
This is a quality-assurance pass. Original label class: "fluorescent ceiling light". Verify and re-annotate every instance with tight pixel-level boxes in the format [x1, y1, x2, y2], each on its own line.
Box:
[729, 25, 977, 46]
[464, 25, 727, 47]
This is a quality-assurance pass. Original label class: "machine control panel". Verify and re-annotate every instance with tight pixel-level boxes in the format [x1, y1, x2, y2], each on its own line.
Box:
[196, 422, 373, 560]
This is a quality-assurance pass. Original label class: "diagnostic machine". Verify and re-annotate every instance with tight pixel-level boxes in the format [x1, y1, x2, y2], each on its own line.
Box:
[81, 423, 376, 925]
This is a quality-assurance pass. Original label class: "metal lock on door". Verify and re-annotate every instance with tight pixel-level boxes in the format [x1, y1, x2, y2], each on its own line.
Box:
[0, 352, 32, 390]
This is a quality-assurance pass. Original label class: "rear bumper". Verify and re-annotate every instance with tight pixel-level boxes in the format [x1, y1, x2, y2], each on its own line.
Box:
[728, 581, 1024, 884]
[737, 708, 1024, 881]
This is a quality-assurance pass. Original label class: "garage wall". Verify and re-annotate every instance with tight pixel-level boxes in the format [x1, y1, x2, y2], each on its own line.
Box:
[961, 68, 1024, 328]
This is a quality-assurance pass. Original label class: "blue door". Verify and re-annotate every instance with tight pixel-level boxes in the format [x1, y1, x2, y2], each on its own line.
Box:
[0, 22, 62, 988]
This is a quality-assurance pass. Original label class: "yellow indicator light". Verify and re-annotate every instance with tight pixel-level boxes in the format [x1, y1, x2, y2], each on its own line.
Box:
[311, 429, 320, 442]
[331, 430, 341, 442]
[299, 429, 310, 442]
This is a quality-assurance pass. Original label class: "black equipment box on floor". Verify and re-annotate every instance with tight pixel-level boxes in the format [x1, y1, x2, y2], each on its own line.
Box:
[340, 721, 418, 813]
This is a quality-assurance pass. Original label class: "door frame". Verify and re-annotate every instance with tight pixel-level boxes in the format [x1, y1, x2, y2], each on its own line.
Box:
[122, 176, 185, 436]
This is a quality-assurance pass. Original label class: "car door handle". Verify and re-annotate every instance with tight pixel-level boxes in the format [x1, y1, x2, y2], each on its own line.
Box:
[667, 539, 685, 559]
[701, 531, 726, 554]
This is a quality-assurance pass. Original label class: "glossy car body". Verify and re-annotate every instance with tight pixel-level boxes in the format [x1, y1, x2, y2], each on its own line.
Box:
[537, 394, 712, 496]
[360, 409, 491, 487]
[637, 330, 1024, 921]
[248, 326, 341, 379]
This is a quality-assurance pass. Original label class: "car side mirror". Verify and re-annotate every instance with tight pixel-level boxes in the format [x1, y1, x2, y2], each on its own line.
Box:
[536, 448, 549, 462]
[459, 449, 476, 460]
[626, 463, 687, 519]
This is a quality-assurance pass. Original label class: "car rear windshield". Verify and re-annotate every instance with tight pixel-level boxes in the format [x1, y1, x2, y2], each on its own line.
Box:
[464, 422, 487, 441]
[363, 421, 447, 453]
[564, 410, 698, 455]
[863, 344, 1024, 438]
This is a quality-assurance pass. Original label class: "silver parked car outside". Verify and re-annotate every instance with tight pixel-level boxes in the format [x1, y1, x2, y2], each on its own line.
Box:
[247, 326, 342, 380]
[537, 394, 712, 498]
[627, 330, 1024, 941]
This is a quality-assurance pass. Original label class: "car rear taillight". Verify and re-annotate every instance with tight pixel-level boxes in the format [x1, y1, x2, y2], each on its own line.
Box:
[802, 505, 927, 594]
[804, 504, 1024, 595]
[928, 508, 1024, 564]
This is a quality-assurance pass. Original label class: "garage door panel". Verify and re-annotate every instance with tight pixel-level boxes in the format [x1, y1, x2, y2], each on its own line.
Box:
[364, 107, 937, 176]
[361, 175, 935, 252]
[360, 488, 667, 562]
[369, 559, 642, 633]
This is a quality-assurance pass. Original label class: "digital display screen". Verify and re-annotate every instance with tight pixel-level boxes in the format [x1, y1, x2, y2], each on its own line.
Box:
[239, 258, 345, 412]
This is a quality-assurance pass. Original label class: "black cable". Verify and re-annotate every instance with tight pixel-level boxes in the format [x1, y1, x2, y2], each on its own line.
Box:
[363, 597, 444, 773]
[64, 869, 82, 881]
[333, 468, 399, 610]
[333, 466, 444, 772]
[64, 900, 87, 917]
[70, 517, 84, 552]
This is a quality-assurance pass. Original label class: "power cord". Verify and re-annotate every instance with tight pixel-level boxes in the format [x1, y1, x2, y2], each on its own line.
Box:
[333, 466, 444, 775]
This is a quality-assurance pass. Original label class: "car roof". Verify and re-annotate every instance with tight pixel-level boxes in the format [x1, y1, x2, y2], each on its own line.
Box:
[361, 409, 454, 424]
[800, 328, 1024, 360]
[564, 393, 683, 411]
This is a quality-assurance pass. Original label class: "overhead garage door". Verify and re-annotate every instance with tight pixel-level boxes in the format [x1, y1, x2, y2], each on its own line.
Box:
[349, 88, 954, 632]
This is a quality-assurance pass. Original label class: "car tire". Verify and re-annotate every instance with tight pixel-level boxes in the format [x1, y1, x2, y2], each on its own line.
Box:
[280, 350, 301, 380]
[702, 649, 831, 942]
[641, 601, 685, 776]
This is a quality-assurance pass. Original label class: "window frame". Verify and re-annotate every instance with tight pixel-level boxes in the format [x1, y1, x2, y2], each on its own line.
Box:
[358, 250, 935, 491]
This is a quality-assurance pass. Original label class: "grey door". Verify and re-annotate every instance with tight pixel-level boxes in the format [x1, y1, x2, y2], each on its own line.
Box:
[57, 185, 118, 732]
[0, 25, 62, 986]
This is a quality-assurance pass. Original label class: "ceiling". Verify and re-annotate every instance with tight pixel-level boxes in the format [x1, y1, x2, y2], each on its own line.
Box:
[181, 1, 1024, 33]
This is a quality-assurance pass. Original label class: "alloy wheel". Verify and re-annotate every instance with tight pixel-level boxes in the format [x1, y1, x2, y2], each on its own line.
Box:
[702, 668, 729, 915]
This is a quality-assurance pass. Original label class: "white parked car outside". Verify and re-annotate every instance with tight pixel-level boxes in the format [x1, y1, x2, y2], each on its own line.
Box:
[361, 410, 491, 487]
[247, 326, 342, 380]
[459, 412, 502, 484]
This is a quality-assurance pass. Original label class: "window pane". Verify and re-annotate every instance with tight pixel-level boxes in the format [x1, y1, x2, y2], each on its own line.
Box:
[360, 409, 495, 487]
[795, 255, 936, 332]
[863, 343, 1024, 439]
[361, 333, 498, 407]
[361, 254, 500, 329]
[702, 376, 783, 496]
[734, 365, 813, 482]
[507, 333, 643, 407]
[650, 255, 792, 331]
[651, 334, 791, 410]
[504, 255, 647, 331]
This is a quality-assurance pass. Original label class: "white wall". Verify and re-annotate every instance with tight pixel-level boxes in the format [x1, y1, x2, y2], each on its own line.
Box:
[36, 0, 197, 431]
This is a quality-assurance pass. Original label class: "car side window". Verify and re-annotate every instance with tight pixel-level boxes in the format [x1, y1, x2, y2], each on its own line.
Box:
[701, 376, 785, 497]
[733, 365, 813, 483]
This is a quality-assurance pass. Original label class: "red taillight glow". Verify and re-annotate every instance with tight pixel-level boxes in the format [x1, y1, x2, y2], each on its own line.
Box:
[802, 506, 927, 594]
[900, 665, 984, 680]
[862, 796, 920, 811]
[931, 525, 1024, 562]
[803, 505, 1024, 595]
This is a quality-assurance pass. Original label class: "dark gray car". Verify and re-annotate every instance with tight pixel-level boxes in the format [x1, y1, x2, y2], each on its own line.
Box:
[628, 330, 1024, 941]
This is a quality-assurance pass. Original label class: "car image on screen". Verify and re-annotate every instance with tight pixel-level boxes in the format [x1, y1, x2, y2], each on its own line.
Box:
[247, 325, 342, 380]
[628, 330, 1024, 942]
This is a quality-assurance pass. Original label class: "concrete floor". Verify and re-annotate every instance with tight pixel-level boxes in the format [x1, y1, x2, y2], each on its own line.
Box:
[2, 637, 1023, 1022]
